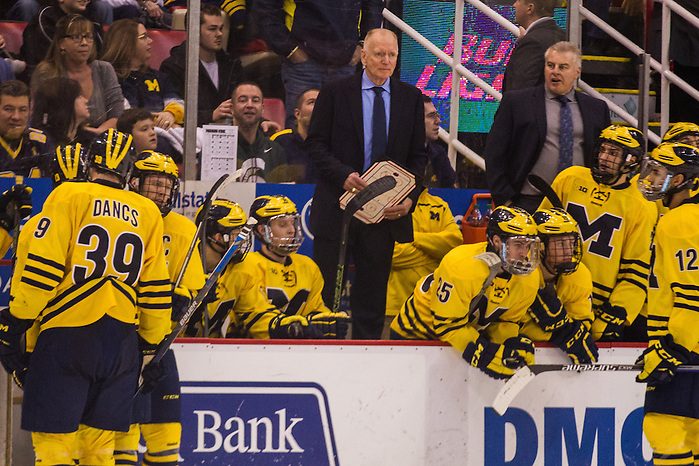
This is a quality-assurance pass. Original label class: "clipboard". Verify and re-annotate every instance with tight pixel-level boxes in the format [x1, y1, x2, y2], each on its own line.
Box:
[339, 160, 416, 224]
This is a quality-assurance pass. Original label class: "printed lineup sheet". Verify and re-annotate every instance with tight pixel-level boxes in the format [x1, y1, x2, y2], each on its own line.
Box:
[339, 160, 416, 224]
[201, 125, 238, 181]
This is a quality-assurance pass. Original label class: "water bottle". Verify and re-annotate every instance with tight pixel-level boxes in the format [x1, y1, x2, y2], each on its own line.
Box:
[469, 207, 483, 227]
[483, 204, 493, 224]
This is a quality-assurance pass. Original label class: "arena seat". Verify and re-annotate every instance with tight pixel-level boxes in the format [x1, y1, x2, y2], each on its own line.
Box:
[262, 98, 285, 130]
[148, 29, 186, 69]
[0, 21, 27, 55]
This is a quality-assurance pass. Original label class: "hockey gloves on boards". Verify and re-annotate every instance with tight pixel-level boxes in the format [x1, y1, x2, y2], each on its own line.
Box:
[305, 311, 351, 339]
[550, 320, 599, 364]
[636, 335, 690, 386]
[138, 336, 168, 394]
[0, 307, 33, 388]
[592, 301, 626, 341]
[462, 335, 535, 379]
[269, 314, 308, 339]
[0, 184, 32, 233]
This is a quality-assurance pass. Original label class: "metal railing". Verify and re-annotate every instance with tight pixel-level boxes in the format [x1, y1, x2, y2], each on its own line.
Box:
[383, 0, 699, 169]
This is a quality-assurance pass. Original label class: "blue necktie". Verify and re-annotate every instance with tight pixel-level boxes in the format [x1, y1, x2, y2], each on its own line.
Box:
[371, 86, 387, 163]
[557, 95, 573, 172]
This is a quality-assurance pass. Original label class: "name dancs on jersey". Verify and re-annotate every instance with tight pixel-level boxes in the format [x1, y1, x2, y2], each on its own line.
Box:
[92, 199, 139, 227]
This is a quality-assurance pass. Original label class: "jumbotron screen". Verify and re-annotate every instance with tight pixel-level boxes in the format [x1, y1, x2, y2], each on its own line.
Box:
[401, 1, 567, 133]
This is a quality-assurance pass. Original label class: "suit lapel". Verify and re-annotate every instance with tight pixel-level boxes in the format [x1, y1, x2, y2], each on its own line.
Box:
[349, 74, 364, 150]
[534, 85, 547, 143]
[387, 76, 399, 150]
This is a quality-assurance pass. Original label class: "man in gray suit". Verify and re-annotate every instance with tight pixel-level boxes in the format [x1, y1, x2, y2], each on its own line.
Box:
[503, 0, 566, 93]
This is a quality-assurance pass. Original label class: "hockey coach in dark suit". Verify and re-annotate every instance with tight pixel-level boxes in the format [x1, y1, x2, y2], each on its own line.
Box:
[485, 41, 611, 212]
[306, 28, 428, 340]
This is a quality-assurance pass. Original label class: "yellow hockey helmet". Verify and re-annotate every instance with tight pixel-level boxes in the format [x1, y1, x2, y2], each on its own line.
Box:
[131, 150, 180, 216]
[52, 143, 87, 187]
[87, 128, 135, 188]
[662, 122, 699, 145]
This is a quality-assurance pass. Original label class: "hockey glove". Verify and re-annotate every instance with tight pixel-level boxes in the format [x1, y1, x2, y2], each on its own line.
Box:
[0, 184, 32, 233]
[0, 308, 33, 383]
[550, 321, 599, 364]
[269, 314, 308, 339]
[171, 285, 193, 322]
[528, 287, 572, 332]
[593, 302, 627, 342]
[138, 337, 168, 394]
[635, 335, 690, 386]
[305, 311, 351, 339]
[462, 336, 535, 380]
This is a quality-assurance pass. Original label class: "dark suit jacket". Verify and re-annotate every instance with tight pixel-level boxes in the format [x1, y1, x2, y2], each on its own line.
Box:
[306, 72, 428, 242]
[484, 85, 611, 206]
[502, 18, 566, 93]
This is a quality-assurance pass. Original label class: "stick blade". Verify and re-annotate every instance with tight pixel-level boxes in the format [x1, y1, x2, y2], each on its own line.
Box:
[345, 175, 397, 216]
[492, 366, 535, 416]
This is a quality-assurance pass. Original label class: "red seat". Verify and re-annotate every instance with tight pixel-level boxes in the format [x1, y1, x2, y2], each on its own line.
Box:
[263, 98, 285, 130]
[0, 21, 27, 55]
[148, 29, 186, 70]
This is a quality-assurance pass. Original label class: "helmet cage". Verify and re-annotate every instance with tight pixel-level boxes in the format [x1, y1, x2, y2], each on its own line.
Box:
[499, 236, 541, 276]
[637, 143, 699, 203]
[257, 213, 304, 256]
[132, 152, 180, 216]
[540, 232, 582, 275]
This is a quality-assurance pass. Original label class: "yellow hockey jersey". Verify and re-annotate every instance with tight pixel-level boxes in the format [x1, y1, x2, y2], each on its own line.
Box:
[206, 259, 279, 339]
[386, 189, 462, 316]
[542, 166, 655, 325]
[648, 199, 699, 353]
[519, 264, 594, 341]
[10, 181, 172, 345]
[245, 250, 329, 317]
[162, 211, 206, 291]
[390, 242, 539, 351]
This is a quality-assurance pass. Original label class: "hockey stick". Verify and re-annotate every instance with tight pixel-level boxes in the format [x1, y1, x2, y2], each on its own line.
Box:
[174, 173, 231, 288]
[136, 218, 257, 395]
[332, 175, 398, 313]
[527, 174, 563, 209]
[492, 363, 699, 415]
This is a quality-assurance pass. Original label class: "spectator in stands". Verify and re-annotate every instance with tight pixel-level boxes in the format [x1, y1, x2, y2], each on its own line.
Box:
[385, 188, 462, 321]
[270, 88, 319, 184]
[162, 0, 245, 46]
[159, 4, 244, 127]
[503, 0, 565, 93]
[6, 0, 111, 24]
[484, 41, 610, 213]
[231, 81, 288, 182]
[102, 20, 182, 129]
[0, 80, 51, 176]
[32, 14, 124, 135]
[117, 107, 157, 153]
[30, 76, 93, 151]
[20, 0, 108, 80]
[422, 95, 456, 188]
[104, 0, 171, 28]
[255, 0, 383, 129]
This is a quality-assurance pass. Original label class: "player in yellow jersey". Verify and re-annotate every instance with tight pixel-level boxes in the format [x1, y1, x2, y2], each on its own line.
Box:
[520, 207, 598, 364]
[385, 189, 462, 318]
[541, 125, 655, 342]
[113, 151, 206, 466]
[635, 142, 699, 466]
[200, 199, 310, 339]
[244, 195, 351, 338]
[0, 129, 172, 465]
[390, 206, 540, 379]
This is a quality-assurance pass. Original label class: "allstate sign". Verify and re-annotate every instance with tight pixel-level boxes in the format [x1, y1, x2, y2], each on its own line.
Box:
[180, 381, 339, 465]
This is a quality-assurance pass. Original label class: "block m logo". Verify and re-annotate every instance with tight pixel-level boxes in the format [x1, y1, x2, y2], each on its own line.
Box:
[566, 203, 622, 259]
